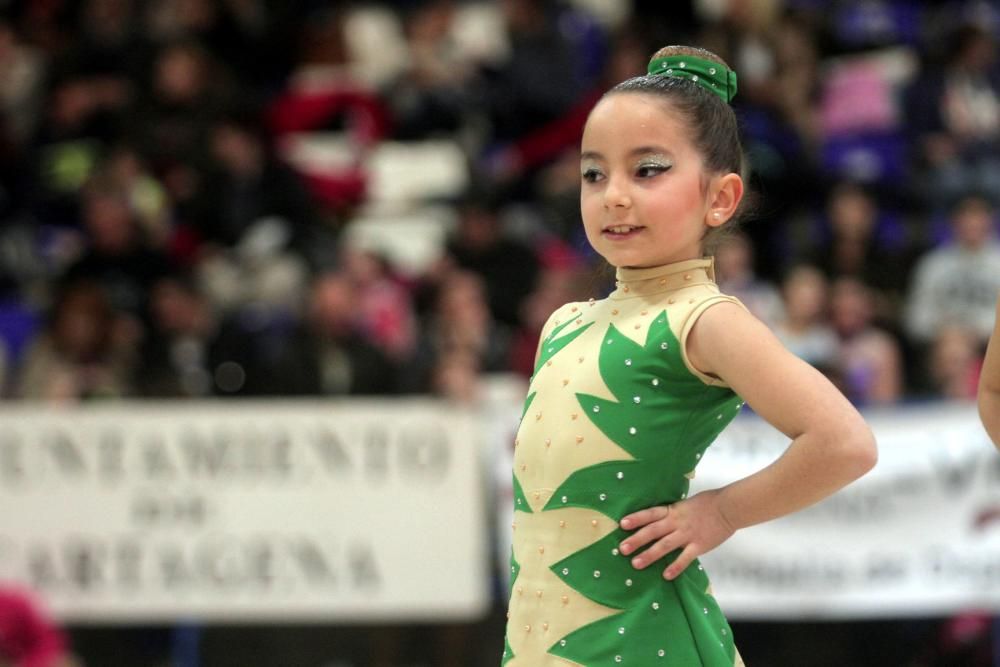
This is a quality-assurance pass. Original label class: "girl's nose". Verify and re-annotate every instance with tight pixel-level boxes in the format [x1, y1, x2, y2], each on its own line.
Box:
[603, 177, 632, 209]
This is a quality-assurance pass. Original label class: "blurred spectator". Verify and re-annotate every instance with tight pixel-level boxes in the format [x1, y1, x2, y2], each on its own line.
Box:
[129, 40, 234, 199]
[714, 231, 784, 328]
[907, 21, 1000, 207]
[410, 270, 510, 393]
[16, 279, 134, 401]
[62, 179, 171, 320]
[444, 193, 539, 327]
[484, 0, 602, 144]
[773, 264, 838, 371]
[389, 1, 478, 139]
[0, 18, 46, 150]
[0, 586, 80, 667]
[208, 270, 397, 397]
[99, 144, 171, 248]
[265, 8, 388, 212]
[830, 276, 903, 405]
[341, 247, 417, 362]
[135, 273, 216, 397]
[904, 194, 1000, 344]
[805, 181, 917, 317]
[926, 325, 982, 399]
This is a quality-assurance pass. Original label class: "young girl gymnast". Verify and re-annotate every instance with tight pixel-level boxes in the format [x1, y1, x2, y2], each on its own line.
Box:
[979, 295, 1000, 447]
[502, 45, 877, 666]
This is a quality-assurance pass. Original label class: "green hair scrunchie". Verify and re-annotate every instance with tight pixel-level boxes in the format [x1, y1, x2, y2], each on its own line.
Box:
[647, 55, 738, 103]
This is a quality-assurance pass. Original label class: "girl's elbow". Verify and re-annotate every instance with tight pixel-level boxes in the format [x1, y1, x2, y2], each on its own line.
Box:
[837, 424, 878, 478]
[851, 425, 878, 477]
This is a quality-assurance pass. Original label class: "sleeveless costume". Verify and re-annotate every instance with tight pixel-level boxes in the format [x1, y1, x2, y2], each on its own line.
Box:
[503, 258, 747, 667]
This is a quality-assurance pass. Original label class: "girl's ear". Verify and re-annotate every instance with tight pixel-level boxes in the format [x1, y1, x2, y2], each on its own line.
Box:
[706, 173, 744, 228]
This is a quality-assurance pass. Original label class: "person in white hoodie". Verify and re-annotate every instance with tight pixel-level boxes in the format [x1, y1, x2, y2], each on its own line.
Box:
[904, 195, 1000, 345]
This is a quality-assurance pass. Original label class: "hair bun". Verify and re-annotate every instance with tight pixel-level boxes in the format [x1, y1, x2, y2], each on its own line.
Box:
[647, 55, 738, 103]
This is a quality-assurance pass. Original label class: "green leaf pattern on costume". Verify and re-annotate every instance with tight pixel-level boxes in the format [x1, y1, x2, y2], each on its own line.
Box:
[543, 310, 744, 667]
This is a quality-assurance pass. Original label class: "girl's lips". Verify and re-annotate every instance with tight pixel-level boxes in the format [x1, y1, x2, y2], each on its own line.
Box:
[602, 225, 645, 240]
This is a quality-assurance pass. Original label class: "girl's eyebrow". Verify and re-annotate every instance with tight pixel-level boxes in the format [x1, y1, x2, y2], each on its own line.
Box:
[580, 146, 673, 161]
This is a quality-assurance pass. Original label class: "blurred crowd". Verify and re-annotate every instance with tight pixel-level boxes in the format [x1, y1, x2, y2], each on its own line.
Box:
[0, 0, 999, 409]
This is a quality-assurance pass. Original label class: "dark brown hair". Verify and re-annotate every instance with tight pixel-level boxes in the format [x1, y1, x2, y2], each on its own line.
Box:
[603, 45, 749, 252]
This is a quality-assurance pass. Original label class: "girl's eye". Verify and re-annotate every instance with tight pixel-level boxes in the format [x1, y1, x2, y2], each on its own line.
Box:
[636, 164, 670, 178]
[581, 168, 604, 183]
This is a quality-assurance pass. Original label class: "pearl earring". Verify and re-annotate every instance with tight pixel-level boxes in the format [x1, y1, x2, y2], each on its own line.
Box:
[713, 212, 721, 219]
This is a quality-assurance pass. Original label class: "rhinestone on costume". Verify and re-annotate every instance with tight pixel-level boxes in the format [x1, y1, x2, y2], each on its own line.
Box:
[698, 564, 704, 570]
[591, 519, 598, 527]
[652, 378, 660, 386]
[561, 496, 568, 503]
[633, 396, 641, 404]
[696, 453, 701, 459]
[599, 493, 607, 501]
[625, 358, 632, 366]
[629, 427, 637, 435]
[593, 570, 601, 578]
[538, 546, 544, 554]
[562, 568, 569, 575]
[704, 608, 709, 614]
[679, 61, 686, 67]
[615, 656, 622, 663]
[561, 596, 569, 605]
[560, 640, 567, 647]
[525, 625, 531, 632]
[559, 520, 566, 528]
[543, 622, 549, 630]
[593, 405, 601, 413]
[634, 324, 641, 330]
[652, 602, 660, 610]
[536, 590, 542, 597]
[709, 67, 717, 75]
[618, 627, 625, 634]
[612, 548, 619, 556]
[571, 306, 578, 312]
[692, 75, 699, 82]
[576, 435, 584, 443]
[641, 310, 648, 315]
[659, 649, 666, 657]
[660, 342, 668, 350]
[666, 68, 673, 74]
[717, 414, 723, 419]
[626, 578, 633, 586]
[607, 339, 613, 345]
[545, 438, 552, 446]
[548, 347, 553, 353]
[617, 471, 624, 479]
[612, 309, 619, 315]
[722, 628, 727, 635]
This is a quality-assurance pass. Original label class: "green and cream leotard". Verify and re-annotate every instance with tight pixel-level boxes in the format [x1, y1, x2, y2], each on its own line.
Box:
[503, 258, 747, 667]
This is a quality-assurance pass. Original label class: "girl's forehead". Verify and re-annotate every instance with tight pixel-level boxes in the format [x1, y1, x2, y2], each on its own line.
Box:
[582, 93, 688, 151]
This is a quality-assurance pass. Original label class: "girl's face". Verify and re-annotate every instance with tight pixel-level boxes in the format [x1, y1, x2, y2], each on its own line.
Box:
[580, 93, 721, 268]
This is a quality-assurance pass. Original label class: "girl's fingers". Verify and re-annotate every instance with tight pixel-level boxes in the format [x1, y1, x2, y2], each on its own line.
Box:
[619, 514, 673, 555]
[664, 543, 700, 580]
[630, 532, 684, 570]
[620, 505, 670, 530]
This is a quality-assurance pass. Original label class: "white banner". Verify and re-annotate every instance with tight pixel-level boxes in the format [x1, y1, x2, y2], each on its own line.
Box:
[692, 403, 1000, 619]
[0, 401, 490, 623]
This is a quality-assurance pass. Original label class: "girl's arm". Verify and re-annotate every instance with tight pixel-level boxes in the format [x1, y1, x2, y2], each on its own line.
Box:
[619, 302, 877, 579]
[979, 295, 1000, 448]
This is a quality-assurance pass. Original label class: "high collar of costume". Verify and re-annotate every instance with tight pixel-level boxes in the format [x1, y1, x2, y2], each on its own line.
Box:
[611, 257, 716, 299]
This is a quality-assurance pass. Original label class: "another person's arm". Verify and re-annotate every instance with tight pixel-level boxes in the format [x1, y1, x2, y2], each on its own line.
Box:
[979, 295, 1000, 448]
[619, 302, 877, 579]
